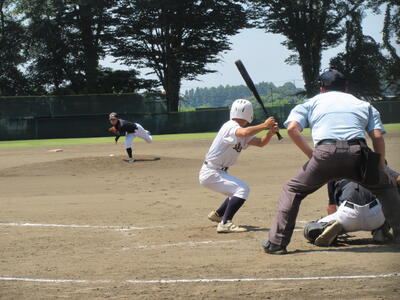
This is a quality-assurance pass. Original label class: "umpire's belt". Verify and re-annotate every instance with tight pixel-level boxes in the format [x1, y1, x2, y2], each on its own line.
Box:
[204, 161, 229, 172]
[317, 138, 366, 146]
[344, 199, 378, 209]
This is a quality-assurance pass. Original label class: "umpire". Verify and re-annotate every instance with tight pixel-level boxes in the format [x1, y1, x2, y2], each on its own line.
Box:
[263, 69, 400, 254]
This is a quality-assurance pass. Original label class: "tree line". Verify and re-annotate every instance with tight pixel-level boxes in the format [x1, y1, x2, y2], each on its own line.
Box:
[182, 81, 303, 108]
[0, 0, 399, 111]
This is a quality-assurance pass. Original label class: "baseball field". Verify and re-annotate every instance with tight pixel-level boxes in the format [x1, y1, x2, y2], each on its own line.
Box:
[1, 126, 399, 299]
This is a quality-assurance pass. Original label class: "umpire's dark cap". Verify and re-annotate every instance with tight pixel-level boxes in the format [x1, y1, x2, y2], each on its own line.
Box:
[318, 69, 346, 91]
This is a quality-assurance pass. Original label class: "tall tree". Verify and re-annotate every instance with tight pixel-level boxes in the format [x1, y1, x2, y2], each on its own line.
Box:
[109, 0, 247, 112]
[382, 2, 400, 95]
[330, 10, 387, 100]
[18, 0, 116, 94]
[21, 0, 72, 94]
[0, 0, 30, 96]
[97, 68, 157, 93]
[249, 0, 364, 97]
[368, 0, 400, 96]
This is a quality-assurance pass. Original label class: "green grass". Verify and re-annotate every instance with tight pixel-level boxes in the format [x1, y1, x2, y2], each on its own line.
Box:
[383, 123, 400, 131]
[0, 123, 398, 149]
[0, 132, 218, 149]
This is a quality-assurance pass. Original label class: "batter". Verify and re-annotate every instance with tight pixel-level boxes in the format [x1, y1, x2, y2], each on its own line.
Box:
[199, 99, 278, 233]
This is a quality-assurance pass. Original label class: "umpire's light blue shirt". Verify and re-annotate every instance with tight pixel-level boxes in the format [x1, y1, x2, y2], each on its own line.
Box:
[284, 91, 386, 145]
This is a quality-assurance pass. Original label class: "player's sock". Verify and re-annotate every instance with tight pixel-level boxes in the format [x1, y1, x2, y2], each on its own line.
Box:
[222, 196, 246, 224]
[216, 197, 230, 216]
[126, 148, 133, 158]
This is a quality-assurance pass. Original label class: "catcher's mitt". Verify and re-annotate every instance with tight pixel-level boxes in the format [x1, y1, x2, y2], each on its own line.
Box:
[303, 221, 334, 243]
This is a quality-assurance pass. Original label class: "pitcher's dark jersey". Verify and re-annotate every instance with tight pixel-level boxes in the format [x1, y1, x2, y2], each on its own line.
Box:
[113, 119, 138, 135]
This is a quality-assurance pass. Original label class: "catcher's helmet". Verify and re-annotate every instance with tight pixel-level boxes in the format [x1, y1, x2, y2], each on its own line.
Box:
[318, 69, 346, 91]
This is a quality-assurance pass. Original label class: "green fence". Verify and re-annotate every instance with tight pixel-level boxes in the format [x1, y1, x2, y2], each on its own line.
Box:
[0, 94, 230, 140]
[0, 94, 399, 141]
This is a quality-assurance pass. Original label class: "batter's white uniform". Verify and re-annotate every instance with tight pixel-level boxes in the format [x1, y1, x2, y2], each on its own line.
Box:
[199, 120, 255, 199]
[125, 123, 153, 149]
[318, 199, 385, 232]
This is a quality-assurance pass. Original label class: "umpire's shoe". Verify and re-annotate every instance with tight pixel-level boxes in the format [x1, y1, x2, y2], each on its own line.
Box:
[314, 221, 343, 247]
[262, 240, 288, 255]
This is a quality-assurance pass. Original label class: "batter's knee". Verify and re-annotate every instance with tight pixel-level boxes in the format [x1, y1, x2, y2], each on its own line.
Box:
[235, 183, 250, 200]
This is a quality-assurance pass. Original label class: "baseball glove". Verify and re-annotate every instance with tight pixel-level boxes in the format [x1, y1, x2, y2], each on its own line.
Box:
[303, 221, 333, 243]
[108, 126, 118, 134]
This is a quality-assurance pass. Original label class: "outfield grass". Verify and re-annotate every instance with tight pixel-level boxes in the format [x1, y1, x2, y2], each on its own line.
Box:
[0, 123, 399, 149]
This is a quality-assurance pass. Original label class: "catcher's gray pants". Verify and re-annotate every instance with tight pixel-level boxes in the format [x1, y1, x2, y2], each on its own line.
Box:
[268, 142, 400, 247]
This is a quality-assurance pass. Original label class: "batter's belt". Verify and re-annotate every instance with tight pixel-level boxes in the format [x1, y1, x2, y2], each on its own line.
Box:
[204, 161, 229, 172]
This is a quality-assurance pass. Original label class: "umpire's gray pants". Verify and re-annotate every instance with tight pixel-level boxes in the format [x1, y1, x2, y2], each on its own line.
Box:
[268, 142, 400, 247]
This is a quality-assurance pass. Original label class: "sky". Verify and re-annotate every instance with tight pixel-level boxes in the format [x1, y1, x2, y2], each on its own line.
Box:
[101, 9, 385, 91]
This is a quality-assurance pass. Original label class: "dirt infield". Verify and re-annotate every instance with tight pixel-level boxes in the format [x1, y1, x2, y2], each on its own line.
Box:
[1, 133, 399, 299]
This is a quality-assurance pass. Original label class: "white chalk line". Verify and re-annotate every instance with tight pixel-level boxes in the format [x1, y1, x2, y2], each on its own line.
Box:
[0, 221, 304, 233]
[0, 273, 398, 285]
[297, 220, 309, 224]
[0, 222, 164, 231]
[135, 240, 238, 249]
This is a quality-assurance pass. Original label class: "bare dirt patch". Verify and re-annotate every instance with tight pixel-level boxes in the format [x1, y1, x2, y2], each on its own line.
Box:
[0, 133, 399, 299]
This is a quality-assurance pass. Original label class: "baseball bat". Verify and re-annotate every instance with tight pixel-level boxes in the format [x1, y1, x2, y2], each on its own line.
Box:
[235, 60, 283, 140]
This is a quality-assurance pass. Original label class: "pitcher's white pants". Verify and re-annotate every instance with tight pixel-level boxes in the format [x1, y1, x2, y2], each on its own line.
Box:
[199, 164, 250, 199]
[318, 200, 385, 232]
[125, 123, 153, 149]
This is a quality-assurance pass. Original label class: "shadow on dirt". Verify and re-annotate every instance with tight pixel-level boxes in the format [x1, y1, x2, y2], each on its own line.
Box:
[292, 240, 400, 254]
[123, 157, 161, 163]
[241, 225, 304, 232]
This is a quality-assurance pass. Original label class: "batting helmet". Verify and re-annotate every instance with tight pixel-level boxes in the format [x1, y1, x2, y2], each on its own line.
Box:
[318, 69, 346, 91]
[230, 99, 254, 123]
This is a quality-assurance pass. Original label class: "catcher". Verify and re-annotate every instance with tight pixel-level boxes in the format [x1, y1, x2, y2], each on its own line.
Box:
[304, 166, 400, 246]
[108, 112, 153, 162]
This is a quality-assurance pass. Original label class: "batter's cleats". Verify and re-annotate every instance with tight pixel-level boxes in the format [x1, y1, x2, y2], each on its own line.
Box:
[314, 221, 343, 247]
[217, 221, 247, 233]
[127, 158, 135, 163]
[208, 211, 222, 223]
[262, 240, 288, 255]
